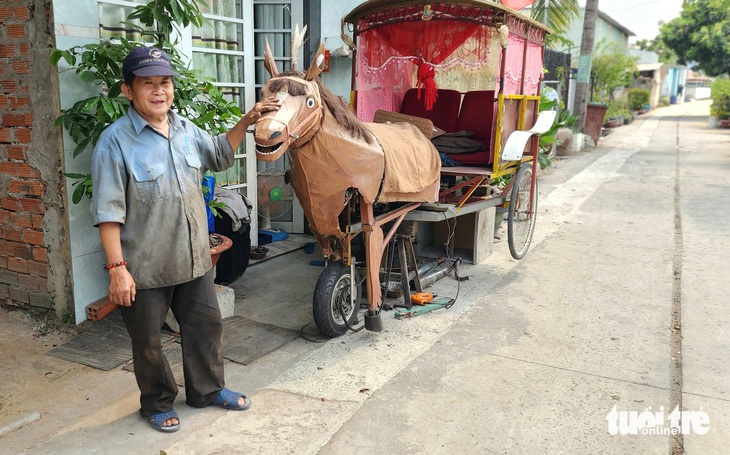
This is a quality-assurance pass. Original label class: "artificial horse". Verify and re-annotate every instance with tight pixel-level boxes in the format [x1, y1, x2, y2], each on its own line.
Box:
[253, 41, 441, 332]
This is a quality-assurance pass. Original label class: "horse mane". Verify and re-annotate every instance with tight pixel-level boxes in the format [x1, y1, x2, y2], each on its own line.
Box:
[266, 71, 374, 144]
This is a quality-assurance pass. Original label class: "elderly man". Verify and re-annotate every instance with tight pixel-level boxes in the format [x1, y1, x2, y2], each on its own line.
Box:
[91, 46, 280, 432]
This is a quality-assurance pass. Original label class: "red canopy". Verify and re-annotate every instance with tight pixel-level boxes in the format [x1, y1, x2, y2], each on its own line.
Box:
[368, 20, 487, 110]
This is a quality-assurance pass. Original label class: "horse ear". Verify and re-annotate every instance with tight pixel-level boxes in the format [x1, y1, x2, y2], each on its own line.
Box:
[264, 39, 279, 77]
[304, 43, 327, 81]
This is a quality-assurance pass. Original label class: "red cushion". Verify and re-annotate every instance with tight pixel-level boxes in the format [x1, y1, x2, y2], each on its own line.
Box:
[456, 90, 495, 139]
[451, 91, 496, 165]
[399, 88, 462, 133]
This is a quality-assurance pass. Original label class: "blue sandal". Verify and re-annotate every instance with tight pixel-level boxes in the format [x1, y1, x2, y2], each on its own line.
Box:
[147, 410, 180, 433]
[211, 387, 251, 411]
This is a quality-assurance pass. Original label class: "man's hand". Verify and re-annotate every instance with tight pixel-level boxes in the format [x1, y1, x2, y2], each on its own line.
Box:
[108, 266, 136, 307]
[241, 96, 283, 126]
[226, 96, 283, 151]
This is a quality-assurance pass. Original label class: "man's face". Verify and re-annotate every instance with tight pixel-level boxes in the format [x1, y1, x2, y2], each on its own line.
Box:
[121, 75, 174, 122]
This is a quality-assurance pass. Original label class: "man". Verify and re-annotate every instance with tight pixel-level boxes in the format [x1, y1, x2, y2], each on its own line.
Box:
[91, 46, 281, 433]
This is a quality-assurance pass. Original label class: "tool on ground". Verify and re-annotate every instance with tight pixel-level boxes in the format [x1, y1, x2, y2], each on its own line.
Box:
[395, 296, 454, 319]
[410, 292, 436, 305]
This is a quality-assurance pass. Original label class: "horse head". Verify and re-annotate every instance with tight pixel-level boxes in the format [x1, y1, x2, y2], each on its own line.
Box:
[254, 42, 328, 162]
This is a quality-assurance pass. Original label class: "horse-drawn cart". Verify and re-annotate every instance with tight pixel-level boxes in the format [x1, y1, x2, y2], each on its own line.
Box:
[254, 0, 553, 337]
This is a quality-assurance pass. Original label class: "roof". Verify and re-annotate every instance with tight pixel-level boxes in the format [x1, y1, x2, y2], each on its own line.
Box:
[637, 62, 663, 72]
[596, 9, 635, 37]
[343, 0, 552, 34]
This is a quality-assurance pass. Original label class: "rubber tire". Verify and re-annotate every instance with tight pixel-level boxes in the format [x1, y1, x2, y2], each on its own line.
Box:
[313, 262, 360, 338]
[507, 163, 538, 260]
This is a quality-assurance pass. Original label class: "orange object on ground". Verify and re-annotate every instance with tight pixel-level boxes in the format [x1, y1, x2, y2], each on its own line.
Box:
[410, 292, 435, 306]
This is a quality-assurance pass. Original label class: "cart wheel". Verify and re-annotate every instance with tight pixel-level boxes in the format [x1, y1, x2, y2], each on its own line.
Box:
[313, 262, 360, 338]
[508, 163, 538, 259]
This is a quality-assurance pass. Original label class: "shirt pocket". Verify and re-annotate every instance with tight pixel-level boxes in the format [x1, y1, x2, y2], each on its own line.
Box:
[184, 153, 203, 186]
[130, 161, 168, 204]
[185, 153, 202, 170]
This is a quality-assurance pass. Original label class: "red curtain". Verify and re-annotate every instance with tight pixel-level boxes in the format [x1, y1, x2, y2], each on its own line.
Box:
[500, 0, 535, 10]
[372, 20, 479, 110]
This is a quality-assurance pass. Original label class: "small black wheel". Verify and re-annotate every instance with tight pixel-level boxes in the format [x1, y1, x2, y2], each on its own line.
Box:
[508, 163, 538, 259]
[313, 262, 360, 338]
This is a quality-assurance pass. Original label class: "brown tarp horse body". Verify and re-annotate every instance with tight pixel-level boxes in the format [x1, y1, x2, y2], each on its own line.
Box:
[254, 44, 441, 250]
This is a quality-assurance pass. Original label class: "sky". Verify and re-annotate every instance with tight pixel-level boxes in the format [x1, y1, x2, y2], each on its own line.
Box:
[583, 0, 685, 41]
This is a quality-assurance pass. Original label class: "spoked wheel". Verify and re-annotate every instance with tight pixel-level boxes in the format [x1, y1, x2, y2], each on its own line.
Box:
[507, 163, 538, 259]
[313, 262, 360, 338]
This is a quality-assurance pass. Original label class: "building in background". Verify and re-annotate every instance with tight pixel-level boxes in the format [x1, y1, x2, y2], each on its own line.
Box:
[630, 48, 689, 107]
[560, 7, 635, 67]
[684, 71, 712, 101]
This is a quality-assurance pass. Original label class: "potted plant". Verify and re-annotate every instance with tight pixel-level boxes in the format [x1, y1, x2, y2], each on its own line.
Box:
[51, 0, 238, 253]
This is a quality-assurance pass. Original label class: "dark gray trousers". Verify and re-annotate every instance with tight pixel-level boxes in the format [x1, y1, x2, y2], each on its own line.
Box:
[120, 269, 224, 417]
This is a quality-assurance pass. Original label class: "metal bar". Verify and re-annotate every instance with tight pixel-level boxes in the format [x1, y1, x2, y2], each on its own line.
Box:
[406, 234, 423, 293]
[397, 235, 412, 308]
[359, 199, 382, 312]
[347, 202, 421, 235]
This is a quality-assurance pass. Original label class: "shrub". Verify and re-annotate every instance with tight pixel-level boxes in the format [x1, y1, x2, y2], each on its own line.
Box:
[627, 88, 650, 111]
[710, 77, 730, 119]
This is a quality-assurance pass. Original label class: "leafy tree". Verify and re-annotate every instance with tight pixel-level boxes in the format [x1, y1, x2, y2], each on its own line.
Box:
[529, 0, 580, 29]
[659, 0, 730, 77]
[590, 41, 639, 102]
[528, 0, 580, 48]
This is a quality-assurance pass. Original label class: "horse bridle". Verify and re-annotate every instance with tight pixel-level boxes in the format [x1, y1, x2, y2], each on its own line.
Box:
[255, 76, 323, 150]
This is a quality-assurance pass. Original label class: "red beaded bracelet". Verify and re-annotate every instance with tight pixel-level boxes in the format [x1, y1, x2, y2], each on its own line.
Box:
[104, 260, 128, 271]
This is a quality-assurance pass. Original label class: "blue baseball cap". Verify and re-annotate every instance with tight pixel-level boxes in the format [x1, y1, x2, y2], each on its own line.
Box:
[122, 46, 180, 79]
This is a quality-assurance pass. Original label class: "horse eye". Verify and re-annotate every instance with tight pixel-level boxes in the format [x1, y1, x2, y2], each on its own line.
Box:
[306, 97, 315, 108]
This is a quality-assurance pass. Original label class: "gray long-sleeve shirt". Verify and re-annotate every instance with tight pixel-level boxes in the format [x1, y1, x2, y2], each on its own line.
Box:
[91, 106, 234, 289]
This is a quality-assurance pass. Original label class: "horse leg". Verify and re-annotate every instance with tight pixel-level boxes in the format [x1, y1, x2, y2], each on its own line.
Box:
[359, 198, 384, 332]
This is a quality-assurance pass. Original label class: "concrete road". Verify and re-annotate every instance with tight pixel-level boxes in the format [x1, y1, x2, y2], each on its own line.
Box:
[2, 100, 727, 454]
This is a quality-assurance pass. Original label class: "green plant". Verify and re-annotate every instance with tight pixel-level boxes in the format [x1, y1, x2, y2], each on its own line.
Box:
[538, 151, 552, 170]
[590, 40, 639, 103]
[710, 77, 730, 119]
[536, 87, 577, 168]
[62, 308, 75, 324]
[201, 183, 227, 218]
[710, 94, 730, 120]
[51, 0, 242, 201]
[627, 88, 650, 111]
[65, 172, 93, 204]
[604, 102, 621, 122]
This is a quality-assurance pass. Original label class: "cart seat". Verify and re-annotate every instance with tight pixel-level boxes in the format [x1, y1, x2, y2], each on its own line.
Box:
[399, 88, 462, 133]
[447, 90, 496, 166]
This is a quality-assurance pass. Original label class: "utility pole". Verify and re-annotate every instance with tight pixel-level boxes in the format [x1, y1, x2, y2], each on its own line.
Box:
[574, 0, 599, 132]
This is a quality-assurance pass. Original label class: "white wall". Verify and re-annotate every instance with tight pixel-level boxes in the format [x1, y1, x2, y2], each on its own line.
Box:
[52, 0, 109, 323]
[317, 0, 362, 102]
